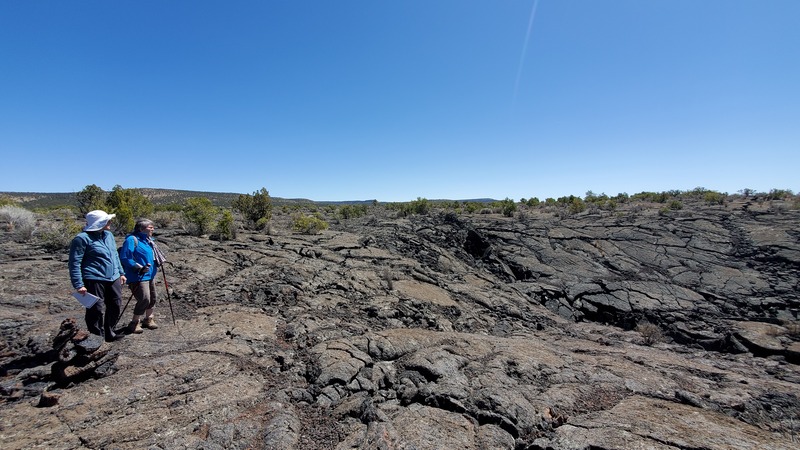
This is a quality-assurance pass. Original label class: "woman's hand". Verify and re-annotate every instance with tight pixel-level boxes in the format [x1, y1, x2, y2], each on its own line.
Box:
[77, 287, 87, 295]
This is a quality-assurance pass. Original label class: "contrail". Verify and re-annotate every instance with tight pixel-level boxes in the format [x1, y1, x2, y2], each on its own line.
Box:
[513, 0, 539, 108]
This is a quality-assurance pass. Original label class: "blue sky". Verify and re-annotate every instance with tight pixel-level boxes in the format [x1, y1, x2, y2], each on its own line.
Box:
[1, 1, 798, 202]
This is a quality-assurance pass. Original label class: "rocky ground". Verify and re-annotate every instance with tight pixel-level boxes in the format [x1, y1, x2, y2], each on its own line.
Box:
[1, 199, 798, 449]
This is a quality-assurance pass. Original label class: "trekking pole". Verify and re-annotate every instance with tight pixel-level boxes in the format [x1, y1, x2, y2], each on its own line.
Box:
[151, 240, 176, 327]
[115, 292, 135, 329]
[161, 265, 177, 326]
[114, 268, 144, 329]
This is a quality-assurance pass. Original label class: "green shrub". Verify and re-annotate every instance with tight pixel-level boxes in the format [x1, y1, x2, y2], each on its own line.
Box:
[631, 191, 670, 203]
[155, 203, 183, 213]
[584, 191, 601, 202]
[113, 204, 135, 233]
[292, 213, 329, 234]
[0, 195, 19, 207]
[556, 195, 586, 215]
[464, 202, 482, 213]
[397, 197, 430, 217]
[339, 204, 368, 219]
[687, 187, 711, 198]
[105, 185, 154, 233]
[232, 187, 272, 229]
[568, 198, 586, 214]
[704, 191, 725, 205]
[445, 201, 461, 210]
[35, 210, 81, 252]
[585, 191, 618, 210]
[216, 209, 235, 241]
[255, 216, 270, 231]
[659, 199, 684, 215]
[410, 197, 429, 215]
[499, 198, 517, 217]
[766, 188, 794, 200]
[76, 184, 107, 214]
[183, 197, 217, 236]
[526, 197, 541, 207]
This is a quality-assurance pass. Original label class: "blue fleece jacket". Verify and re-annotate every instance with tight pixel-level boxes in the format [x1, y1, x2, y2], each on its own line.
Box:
[68, 230, 125, 289]
[119, 232, 159, 282]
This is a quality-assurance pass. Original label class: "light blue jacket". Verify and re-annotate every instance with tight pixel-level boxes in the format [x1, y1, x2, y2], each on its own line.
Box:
[119, 232, 159, 282]
[68, 230, 125, 289]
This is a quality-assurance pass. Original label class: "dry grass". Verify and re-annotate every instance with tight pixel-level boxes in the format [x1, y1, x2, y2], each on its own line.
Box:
[381, 269, 396, 290]
[636, 322, 664, 346]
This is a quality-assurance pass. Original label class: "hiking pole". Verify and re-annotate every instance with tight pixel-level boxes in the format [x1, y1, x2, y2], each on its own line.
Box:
[114, 268, 145, 329]
[161, 265, 177, 326]
[150, 240, 176, 327]
[115, 292, 135, 329]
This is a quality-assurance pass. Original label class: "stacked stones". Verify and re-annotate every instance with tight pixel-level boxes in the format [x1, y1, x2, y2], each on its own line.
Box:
[51, 318, 117, 384]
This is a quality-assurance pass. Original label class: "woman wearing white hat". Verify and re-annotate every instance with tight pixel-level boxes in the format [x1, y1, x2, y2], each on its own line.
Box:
[68, 210, 128, 341]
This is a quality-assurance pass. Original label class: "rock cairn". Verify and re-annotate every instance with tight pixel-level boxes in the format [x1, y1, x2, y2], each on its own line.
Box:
[50, 318, 117, 386]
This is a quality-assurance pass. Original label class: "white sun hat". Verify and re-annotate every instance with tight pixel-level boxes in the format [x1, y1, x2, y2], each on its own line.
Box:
[83, 210, 116, 231]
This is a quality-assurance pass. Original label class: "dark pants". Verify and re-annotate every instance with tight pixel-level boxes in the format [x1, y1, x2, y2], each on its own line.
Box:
[129, 279, 157, 316]
[84, 278, 123, 340]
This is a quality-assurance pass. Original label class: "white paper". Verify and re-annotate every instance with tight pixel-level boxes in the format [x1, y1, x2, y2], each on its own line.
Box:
[73, 292, 100, 308]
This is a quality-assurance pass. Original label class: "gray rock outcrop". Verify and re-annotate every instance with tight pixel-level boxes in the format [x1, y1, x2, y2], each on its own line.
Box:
[1, 199, 798, 449]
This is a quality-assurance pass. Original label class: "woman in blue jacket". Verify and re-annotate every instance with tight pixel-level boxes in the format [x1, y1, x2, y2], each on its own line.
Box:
[68, 210, 127, 341]
[119, 218, 160, 333]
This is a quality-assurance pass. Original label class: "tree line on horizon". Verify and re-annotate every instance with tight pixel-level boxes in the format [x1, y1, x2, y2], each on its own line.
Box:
[1, 185, 797, 251]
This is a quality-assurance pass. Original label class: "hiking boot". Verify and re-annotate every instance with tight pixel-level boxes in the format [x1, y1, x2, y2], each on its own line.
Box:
[127, 320, 144, 334]
[142, 317, 159, 330]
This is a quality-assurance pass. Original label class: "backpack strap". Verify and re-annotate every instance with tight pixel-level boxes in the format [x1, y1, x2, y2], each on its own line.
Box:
[118, 235, 138, 257]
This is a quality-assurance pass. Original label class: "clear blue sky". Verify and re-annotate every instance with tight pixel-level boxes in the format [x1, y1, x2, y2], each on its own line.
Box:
[1, 1, 798, 202]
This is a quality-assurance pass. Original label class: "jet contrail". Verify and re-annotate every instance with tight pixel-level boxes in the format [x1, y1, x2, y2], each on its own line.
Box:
[513, 0, 539, 108]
